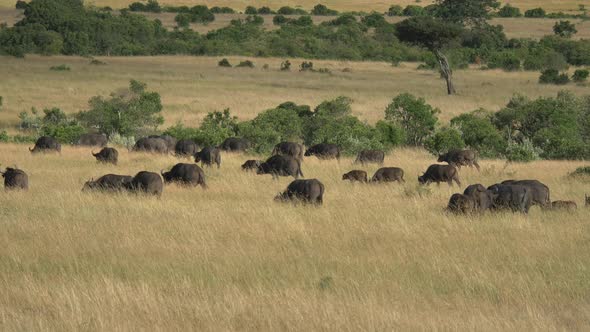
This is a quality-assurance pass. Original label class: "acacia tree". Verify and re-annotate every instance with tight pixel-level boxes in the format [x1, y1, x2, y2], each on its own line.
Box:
[434, 0, 500, 26]
[395, 17, 463, 95]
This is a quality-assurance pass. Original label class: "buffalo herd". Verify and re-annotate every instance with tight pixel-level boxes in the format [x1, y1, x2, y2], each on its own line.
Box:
[2, 136, 587, 211]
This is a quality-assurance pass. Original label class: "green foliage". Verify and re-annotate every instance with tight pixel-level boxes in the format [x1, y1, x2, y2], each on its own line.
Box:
[239, 107, 304, 153]
[487, 51, 521, 71]
[174, 13, 191, 28]
[424, 127, 465, 155]
[524, 8, 546, 18]
[553, 21, 577, 38]
[273, 15, 288, 26]
[523, 49, 568, 71]
[210, 7, 234, 14]
[569, 166, 590, 178]
[244, 6, 257, 15]
[451, 110, 506, 157]
[245, 15, 264, 25]
[108, 133, 136, 149]
[129, 0, 161, 13]
[277, 6, 307, 15]
[188, 5, 215, 23]
[375, 120, 406, 148]
[77, 80, 163, 136]
[361, 13, 386, 28]
[505, 138, 541, 162]
[306, 115, 384, 155]
[18, 107, 85, 143]
[434, 0, 500, 26]
[18, 108, 42, 130]
[50, 64, 70, 71]
[403, 5, 426, 17]
[539, 69, 570, 84]
[311, 4, 338, 16]
[387, 5, 403, 16]
[573, 69, 589, 83]
[384, 93, 439, 146]
[497, 4, 521, 17]
[395, 17, 464, 51]
[257, 6, 274, 15]
[15, 0, 28, 10]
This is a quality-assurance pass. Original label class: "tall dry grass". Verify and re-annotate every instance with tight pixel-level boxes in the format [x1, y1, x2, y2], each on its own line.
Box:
[0, 143, 589, 330]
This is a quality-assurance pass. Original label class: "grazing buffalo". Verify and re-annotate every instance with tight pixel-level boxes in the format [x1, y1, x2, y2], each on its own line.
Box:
[149, 135, 177, 151]
[463, 184, 493, 211]
[438, 149, 480, 171]
[241, 160, 262, 171]
[82, 174, 132, 191]
[272, 142, 304, 161]
[78, 133, 107, 147]
[354, 150, 385, 165]
[342, 170, 368, 183]
[586, 195, 590, 207]
[275, 179, 324, 205]
[161, 163, 206, 188]
[487, 184, 532, 214]
[174, 139, 200, 157]
[304, 143, 340, 160]
[1, 167, 28, 190]
[133, 137, 168, 154]
[447, 194, 477, 214]
[371, 167, 405, 183]
[501, 180, 550, 208]
[220, 137, 250, 152]
[92, 147, 118, 165]
[124, 171, 163, 197]
[30, 136, 61, 153]
[418, 164, 461, 187]
[257, 155, 303, 179]
[551, 200, 577, 211]
[194, 147, 221, 168]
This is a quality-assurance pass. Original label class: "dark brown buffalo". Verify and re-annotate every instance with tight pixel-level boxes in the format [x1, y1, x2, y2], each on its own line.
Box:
[82, 174, 133, 191]
[463, 184, 493, 211]
[272, 142, 304, 161]
[304, 143, 340, 160]
[174, 139, 200, 157]
[1, 167, 28, 190]
[92, 147, 118, 165]
[447, 194, 477, 214]
[342, 170, 368, 183]
[78, 133, 107, 147]
[194, 147, 221, 168]
[257, 155, 303, 179]
[241, 160, 262, 171]
[371, 167, 405, 183]
[487, 184, 532, 214]
[418, 164, 461, 187]
[124, 171, 163, 197]
[551, 200, 577, 211]
[275, 179, 324, 205]
[354, 150, 385, 165]
[586, 195, 590, 207]
[29, 136, 61, 153]
[220, 137, 250, 152]
[438, 149, 480, 171]
[149, 135, 177, 151]
[133, 137, 168, 154]
[161, 163, 206, 188]
[501, 180, 550, 208]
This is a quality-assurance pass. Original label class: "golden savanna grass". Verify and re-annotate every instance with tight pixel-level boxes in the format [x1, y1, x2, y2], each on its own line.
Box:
[0, 144, 589, 330]
[1, 55, 590, 130]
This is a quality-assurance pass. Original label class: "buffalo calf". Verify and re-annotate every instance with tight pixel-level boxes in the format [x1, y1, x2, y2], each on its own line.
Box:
[83, 174, 133, 192]
[342, 170, 368, 183]
[241, 160, 262, 171]
[371, 167, 405, 183]
[551, 200, 577, 211]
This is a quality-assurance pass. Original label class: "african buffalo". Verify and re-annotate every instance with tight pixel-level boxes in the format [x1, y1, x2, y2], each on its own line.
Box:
[82, 174, 133, 191]
[149, 135, 177, 151]
[1, 167, 28, 190]
[133, 137, 168, 154]
[194, 147, 221, 168]
[447, 194, 477, 214]
[418, 164, 461, 187]
[342, 170, 368, 183]
[462, 184, 493, 211]
[272, 142, 304, 161]
[275, 179, 324, 205]
[220, 137, 250, 152]
[487, 184, 532, 214]
[438, 149, 480, 171]
[586, 195, 590, 207]
[30, 136, 61, 153]
[551, 200, 577, 211]
[354, 150, 385, 165]
[371, 167, 405, 183]
[174, 139, 200, 157]
[501, 180, 550, 208]
[241, 160, 262, 171]
[124, 171, 163, 197]
[92, 147, 118, 165]
[78, 133, 107, 147]
[304, 143, 340, 160]
[161, 163, 206, 188]
[257, 155, 303, 179]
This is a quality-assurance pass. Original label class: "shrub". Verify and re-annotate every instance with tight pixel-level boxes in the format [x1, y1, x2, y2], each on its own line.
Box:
[505, 138, 541, 162]
[573, 69, 589, 82]
[375, 120, 406, 148]
[450, 110, 507, 158]
[539, 69, 569, 84]
[497, 4, 521, 17]
[424, 127, 465, 155]
[384, 93, 439, 146]
[403, 5, 425, 17]
[175, 13, 191, 28]
[273, 15, 288, 25]
[0, 130, 8, 142]
[245, 15, 264, 25]
[569, 166, 590, 178]
[523, 50, 568, 71]
[361, 13, 386, 27]
[189, 5, 215, 23]
[524, 8, 546, 18]
[487, 51, 521, 71]
[311, 4, 338, 16]
[195, 109, 239, 146]
[19, 108, 42, 130]
[236, 60, 255, 68]
[306, 116, 384, 155]
[210, 7, 235, 14]
[108, 133, 136, 149]
[218, 58, 232, 67]
[50, 64, 70, 71]
[277, 6, 307, 15]
[128, 2, 146, 12]
[239, 107, 304, 154]
[553, 20, 577, 38]
[257, 6, 273, 15]
[15, 0, 27, 10]
[244, 6, 257, 14]
[387, 5, 403, 16]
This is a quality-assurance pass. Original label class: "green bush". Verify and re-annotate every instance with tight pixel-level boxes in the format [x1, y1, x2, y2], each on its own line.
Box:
[210, 7, 235, 14]
[375, 120, 406, 149]
[403, 5, 425, 17]
[384, 93, 439, 146]
[18, 108, 42, 130]
[0, 130, 8, 142]
[273, 15, 288, 25]
[257, 6, 273, 15]
[487, 51, 521, 71]
[174, 13, 191, 28]
[451, 110, 507, 158]
[311, 4, 338, 16]
[523, 49, 568, 71]
[245, 15, 264, 25]
[15, 0, 27, 10]
[244, 6, 257, 14]
[569, 166, 590, 178]
[387, 5, 403, 16]
[239, 107, 304, 154]
[539, 69, 569, 84]
[129, 0, 161, 13]
[505, 138, 541, 162]
[277, 6, 307, 15]
[50, 64, 70, 71]
[573, 69, 589, 82]
[188, 5, 214, 23]
[524, 8, 546, 18]
[424, 127, 465, 155]
[497, 4, 521, 17]
[361, 13, 386, 27]
[553, 20, 577, 38]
